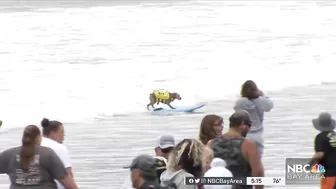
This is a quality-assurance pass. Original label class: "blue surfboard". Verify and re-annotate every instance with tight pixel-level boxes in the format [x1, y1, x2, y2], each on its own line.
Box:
[152, 104, 206, 113]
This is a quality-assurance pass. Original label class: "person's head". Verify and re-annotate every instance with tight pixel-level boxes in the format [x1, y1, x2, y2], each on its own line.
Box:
[199, 114, 223, 145]
[241, 80, 259, 100]
[228, 110, 252, 137]
[124, 154, 158, 188]
[203, 158, 232, 189]
[154, 135, 175, 159]
[41, 118, 64, 143]
[167, 139, 205, 177]
[202, 146, 214, 175]
[312, 112, 336, 132]
[20, 125, 41, 172]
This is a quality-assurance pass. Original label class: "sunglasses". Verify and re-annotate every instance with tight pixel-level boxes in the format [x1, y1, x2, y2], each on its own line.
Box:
[214, 121, 224, 127]
[244, 121, 251, 128]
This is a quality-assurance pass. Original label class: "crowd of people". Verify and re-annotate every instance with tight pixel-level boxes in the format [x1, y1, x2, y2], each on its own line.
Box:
[0, 80, 335, 189]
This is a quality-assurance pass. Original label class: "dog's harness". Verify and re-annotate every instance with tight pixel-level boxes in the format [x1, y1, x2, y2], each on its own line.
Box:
[154, 90, 170, 103]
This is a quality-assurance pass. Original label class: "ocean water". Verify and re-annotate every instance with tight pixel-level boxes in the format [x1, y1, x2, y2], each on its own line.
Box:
[0, 0, 336, 188]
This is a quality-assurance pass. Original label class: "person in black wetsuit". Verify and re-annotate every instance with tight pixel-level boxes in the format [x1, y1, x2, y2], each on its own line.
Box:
[209, 110, 264, 189]
[310, 112, 336, 189]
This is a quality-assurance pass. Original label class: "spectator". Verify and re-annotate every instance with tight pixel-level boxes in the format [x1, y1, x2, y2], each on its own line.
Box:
[209, 110, 264, 189]
[310, 113, 336, 189]
[0, 125, 78, 189]
[199, 115, 224, 146]
[202, 147, 214, 175]
[160, 139, 204, 189]
[155, 156, 168, 184]
[198, 147, 214, 189]
[234, 80, 273, 156]
[155, 134, 175, 160]
[124, 154, 160, 189]
[203, 158, 232, 189]
[40, 118, 74, 189]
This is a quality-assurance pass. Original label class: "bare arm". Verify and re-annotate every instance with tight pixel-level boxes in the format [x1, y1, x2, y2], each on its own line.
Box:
[66, 167, 73, 178]
[310, 152, 324, 165]
[59, 175, 78, 189]
[58, 146, 74, 179]
[243, 140, 264, 189]
[48, 149, 78, 189]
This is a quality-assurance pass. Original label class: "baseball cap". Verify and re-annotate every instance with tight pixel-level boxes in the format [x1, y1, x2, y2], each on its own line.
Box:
[123, 154, 156, 173]
[229, 110, 252, 127]
[155, 134, 175, 149]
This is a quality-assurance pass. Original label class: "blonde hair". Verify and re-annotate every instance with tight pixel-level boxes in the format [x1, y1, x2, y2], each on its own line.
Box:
[167, 139, 205, 175]
[202, 146, 214, 174]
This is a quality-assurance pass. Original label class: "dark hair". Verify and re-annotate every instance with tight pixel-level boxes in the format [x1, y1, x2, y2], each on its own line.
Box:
[229, 111, 251, 128]
[161, 147, 173, 154]
[20, 125, 41, 172]
[240, 80, 259, 100]
[199, 114, 223, 145]
[41, 118, 62, 136]
[175, 139, 203, 177]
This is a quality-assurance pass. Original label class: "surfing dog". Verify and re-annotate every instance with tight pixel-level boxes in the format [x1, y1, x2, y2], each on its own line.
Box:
[147, 90, 182, 110]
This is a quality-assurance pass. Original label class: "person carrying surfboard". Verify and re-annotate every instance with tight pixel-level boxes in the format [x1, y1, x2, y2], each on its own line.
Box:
[147, 89, 182, 110]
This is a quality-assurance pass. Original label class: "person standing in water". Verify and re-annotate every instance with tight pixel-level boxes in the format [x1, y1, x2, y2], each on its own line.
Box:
[233, 80, 273, 156]
[310, 112, 336, 189]
[40, 118, 74, 189]
[0, 125, 78, 189]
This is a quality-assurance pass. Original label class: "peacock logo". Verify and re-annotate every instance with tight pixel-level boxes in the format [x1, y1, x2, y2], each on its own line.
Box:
[311, 164, 325, 173]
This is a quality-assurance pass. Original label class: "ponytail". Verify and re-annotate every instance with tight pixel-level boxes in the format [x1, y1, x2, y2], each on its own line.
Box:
[20, 125, 41, 172]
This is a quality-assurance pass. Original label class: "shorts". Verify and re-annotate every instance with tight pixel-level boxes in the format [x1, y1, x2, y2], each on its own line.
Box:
[246, 129, 264, 157]
[321, 176, 336, 189]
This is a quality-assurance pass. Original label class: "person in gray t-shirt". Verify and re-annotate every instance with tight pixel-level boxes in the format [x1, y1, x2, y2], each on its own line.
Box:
[0, 125, 78, 189]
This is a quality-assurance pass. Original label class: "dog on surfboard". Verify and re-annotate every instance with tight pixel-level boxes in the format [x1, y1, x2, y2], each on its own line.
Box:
[147, 89, 182, 110]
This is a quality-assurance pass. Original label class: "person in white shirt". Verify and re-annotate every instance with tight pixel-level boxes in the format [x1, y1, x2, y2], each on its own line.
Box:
[40, 118, 74, 189]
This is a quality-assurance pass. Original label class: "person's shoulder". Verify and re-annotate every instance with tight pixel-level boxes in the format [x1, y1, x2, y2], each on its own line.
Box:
[179, 169, 194, 177]
[45, 139, 69, 151]
[236, 97, 249, 103]
[59, 143, 69, 150]
[2, 146, 21, 154]
[315, 132, 328, 139]
[243, 138, 256, 145]
[242, 139, 258, 151]
[38, 145, 55, 153]
[53, 143, 69, 152]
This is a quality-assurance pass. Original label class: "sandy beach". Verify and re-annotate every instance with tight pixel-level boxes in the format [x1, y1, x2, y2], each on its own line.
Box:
[1, 83, 335, 188]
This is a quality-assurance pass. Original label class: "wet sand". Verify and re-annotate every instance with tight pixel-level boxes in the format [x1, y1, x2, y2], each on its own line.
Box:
[1, 83, 336, 188]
